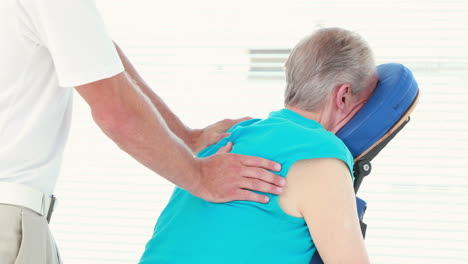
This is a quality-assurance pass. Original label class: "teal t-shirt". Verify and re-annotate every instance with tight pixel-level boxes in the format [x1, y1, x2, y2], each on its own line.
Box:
[139, 109, 354, 264]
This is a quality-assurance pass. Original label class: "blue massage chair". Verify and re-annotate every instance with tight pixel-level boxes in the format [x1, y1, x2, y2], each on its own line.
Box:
[310, 63, 420, 264]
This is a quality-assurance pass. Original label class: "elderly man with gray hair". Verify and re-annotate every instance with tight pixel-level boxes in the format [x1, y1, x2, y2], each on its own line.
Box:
[138, 27, 377, 264]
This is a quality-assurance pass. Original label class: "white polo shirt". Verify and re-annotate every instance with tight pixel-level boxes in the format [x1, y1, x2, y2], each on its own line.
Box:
[0, 0, 124, 195]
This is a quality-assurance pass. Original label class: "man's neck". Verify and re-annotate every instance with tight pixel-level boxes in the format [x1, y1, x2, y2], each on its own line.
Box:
[285, 105, 334, 132]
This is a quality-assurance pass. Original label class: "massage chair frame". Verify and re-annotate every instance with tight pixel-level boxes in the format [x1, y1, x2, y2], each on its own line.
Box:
[353, 93, 418, 237]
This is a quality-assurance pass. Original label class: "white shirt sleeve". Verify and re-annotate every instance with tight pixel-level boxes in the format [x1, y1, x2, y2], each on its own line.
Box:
[23, 0, 124, 87]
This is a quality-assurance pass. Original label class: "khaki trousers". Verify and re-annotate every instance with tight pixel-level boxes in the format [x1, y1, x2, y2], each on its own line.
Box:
[0, 204, 61, 264]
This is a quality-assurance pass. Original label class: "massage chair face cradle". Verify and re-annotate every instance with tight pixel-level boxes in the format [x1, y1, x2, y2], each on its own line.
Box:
[310, 63, 419, 264]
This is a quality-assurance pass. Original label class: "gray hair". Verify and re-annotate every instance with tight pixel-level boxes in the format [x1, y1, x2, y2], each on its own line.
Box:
[284, 28, 375, 110]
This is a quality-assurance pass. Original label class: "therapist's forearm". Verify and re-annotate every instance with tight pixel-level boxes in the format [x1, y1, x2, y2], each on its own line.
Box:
[113, 42, 198, 150]
[76, 73, 202, 192]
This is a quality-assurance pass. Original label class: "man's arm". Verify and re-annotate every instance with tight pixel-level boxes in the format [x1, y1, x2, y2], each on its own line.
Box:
[113, 42, 240, 153]
[75, 72, 285, 203]
[279, 158, 369, 264]
[112, 42, 192, 148]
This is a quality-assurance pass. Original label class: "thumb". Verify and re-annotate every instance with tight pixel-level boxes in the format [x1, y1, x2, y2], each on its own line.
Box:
[217, 142, 233, 154]
[217, 117, 252, 132]
[236, 116, 253, 123]
[229, 117, 252, 127]
[204, 133, 230, 149]
[211, 132, 230, 143]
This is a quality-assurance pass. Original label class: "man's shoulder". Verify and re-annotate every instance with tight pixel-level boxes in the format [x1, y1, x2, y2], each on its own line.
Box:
[228, 113, 342, 147]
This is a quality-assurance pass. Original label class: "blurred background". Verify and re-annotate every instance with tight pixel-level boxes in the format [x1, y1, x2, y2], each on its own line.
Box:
[51, 0, 468, 263]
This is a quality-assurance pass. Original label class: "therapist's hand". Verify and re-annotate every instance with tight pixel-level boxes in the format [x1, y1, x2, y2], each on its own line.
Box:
[192, 142, 285, 203]
[188, 117, 252, 154]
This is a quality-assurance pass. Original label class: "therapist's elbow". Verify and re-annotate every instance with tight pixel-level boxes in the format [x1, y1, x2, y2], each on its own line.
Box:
[76, 72, 138, 144]
[92, 104, 134, 143]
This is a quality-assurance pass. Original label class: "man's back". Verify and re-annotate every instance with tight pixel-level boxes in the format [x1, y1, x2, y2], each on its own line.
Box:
[139, 109, 354, 264]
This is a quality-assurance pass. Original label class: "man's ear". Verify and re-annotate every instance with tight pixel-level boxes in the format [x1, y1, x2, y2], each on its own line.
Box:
[334, 83, 352, 110]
